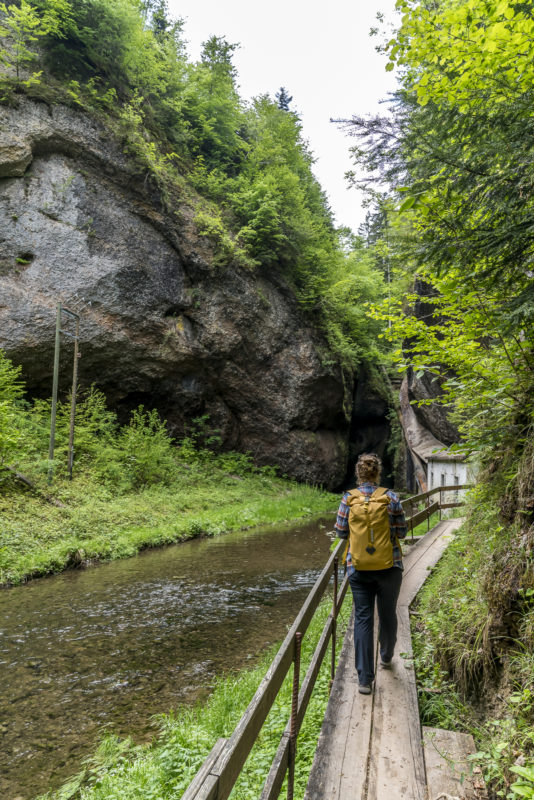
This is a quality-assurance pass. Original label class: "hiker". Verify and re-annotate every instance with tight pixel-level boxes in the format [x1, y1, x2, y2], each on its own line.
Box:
[335, 453, 407, 695]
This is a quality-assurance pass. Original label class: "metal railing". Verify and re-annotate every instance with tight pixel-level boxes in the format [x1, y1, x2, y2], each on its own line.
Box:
[181, 485, 471, 800]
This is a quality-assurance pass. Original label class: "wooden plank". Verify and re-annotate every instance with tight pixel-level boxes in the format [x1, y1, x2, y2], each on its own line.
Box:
[191, 519, 465, 800]
[261, 611, 337, 800]
[403, 484, 471, 509]
[423, 726, 488, 799]
[181, 740, 226, 800]
[211, 559, 335, 791]
[366, 519, 464, 800]
[259, 733, 290, 800]
[297, 616, 334, 729]
[366, 607, 426, 800]
[262, 576, 349, 800]
[403, 487, 437, 508]
[335, 573, 349, 617]
[407, 501, 439, 530]
[192, 773, 219, 800]
[305, 523, 455, 800]
[304, 609, 374, 800]
[402, 520, 451, 579]
[400, 519, 463, 607]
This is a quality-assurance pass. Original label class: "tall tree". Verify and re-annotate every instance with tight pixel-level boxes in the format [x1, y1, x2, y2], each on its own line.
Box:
[275, 86, 293, 111]
[347, 0, 534, 458]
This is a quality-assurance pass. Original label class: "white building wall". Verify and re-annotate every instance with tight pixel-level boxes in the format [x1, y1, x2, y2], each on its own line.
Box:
[428, 457, 473, 514]
[428, 459, 469, 492]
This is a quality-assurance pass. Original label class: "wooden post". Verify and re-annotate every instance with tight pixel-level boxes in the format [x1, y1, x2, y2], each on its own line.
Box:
[67, 314, 80, 479]
[287, 632, 302, 800]
[330, 556, 338, 692]
[48, 303, 62, 483]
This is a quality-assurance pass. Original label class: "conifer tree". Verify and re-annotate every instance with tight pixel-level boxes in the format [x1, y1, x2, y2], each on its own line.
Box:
[275, 86, 293, 111]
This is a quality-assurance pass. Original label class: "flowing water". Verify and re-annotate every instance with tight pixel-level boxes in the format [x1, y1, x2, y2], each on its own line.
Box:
[0, 516, 334, 799]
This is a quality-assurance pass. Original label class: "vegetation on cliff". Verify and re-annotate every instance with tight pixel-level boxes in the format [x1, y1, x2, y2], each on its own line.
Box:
[348, 0, 534, 795]
[0, 0, 388, 367]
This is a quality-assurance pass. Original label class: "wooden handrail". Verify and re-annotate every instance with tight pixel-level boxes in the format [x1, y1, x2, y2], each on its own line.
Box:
[181, 541, 347, 800]
[402, 484, 472, 537]
[401, 484, 471, 511]
[181, 484, 472, 800]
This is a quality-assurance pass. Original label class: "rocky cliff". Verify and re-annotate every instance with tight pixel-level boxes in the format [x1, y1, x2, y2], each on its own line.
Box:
[0, 98, 355, 487]
[397, 279, 462, 491]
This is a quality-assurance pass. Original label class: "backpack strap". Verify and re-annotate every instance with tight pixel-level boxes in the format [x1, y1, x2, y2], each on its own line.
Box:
[371, 487, 389, 500]
[347, 487, 389, 503]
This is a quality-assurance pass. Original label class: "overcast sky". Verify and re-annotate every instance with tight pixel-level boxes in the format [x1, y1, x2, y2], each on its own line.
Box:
[167, 0, 400, 233]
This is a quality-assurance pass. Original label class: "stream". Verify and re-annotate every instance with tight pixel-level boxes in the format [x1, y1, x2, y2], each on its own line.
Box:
[0, 515, 334, 799]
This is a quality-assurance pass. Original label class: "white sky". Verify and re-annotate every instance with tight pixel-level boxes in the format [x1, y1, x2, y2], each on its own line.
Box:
[167, 0, 400, 233]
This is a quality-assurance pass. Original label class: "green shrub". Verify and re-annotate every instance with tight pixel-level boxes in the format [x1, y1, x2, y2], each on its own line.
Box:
[0, 351, 24, 467]
[119, 406, 177, 489]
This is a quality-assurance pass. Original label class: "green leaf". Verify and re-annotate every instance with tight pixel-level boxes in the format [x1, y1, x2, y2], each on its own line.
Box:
[399, 196, 416, 212]
[511, 766, 534, 781]
[510, 786, 534, 799]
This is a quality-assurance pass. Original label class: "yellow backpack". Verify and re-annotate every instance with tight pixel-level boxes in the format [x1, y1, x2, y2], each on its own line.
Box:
[347, 487, 393, 571]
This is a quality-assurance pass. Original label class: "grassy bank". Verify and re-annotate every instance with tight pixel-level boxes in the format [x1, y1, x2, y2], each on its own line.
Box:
[0, 367, 338, 586]
[0, 469, 336, 587]
[37, 593, 351, 800]
[411, 486, 534, 799]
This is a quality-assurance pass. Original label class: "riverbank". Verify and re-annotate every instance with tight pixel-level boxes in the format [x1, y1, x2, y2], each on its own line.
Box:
[36, 592, 351, 800]
[0, 468, 337, 587]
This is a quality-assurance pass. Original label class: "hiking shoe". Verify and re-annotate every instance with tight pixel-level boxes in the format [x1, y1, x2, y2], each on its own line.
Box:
[380, 658, 392, 669]
[358, 683, 372, 695]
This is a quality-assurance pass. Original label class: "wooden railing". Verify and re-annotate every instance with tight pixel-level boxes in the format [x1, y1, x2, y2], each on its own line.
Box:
[402, 484, 471, 535]
[181, 485, 471, 800]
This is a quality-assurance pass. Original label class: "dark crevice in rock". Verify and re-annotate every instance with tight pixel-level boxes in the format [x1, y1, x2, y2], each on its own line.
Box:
[16, 251, 34, 263]
[163, 305, 184, 317]
[339, 367, 394, 491]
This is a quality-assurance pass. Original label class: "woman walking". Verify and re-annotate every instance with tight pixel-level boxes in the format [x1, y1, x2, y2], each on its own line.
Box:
[334, 453, 407, 694]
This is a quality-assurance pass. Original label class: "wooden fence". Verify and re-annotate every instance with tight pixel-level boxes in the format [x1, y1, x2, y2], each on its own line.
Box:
[181, 484, 470, 800]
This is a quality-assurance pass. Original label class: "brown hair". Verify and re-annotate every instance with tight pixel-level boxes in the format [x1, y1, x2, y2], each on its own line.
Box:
[355, 453, 382, 484]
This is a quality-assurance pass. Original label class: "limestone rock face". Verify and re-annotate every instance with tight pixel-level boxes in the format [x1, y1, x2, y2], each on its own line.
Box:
[0, 99, 352, 487]
[406, 368, 460, 446]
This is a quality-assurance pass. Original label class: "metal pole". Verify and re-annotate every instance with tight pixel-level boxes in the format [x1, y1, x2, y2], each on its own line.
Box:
[287, 631, 302, 800]
[48, 303, 62, 483]
[330, 556, 338, 692]
[67, 315, 80, 479]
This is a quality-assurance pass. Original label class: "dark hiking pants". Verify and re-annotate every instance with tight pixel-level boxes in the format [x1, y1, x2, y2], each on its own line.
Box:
[348, 566, 403, 686]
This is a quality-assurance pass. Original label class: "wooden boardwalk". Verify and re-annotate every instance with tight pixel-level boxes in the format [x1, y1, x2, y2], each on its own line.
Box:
[305, 518, 463, 800]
